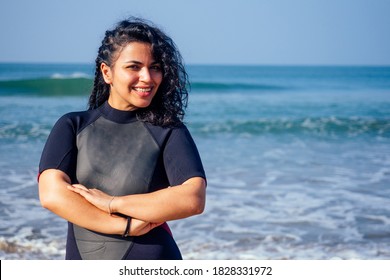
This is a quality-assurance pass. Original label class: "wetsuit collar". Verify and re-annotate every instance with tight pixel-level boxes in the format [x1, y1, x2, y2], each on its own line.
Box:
[99, 101, 138, 123]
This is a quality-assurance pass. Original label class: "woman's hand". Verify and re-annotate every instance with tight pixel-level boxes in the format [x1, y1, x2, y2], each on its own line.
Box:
[129, 218, 163, 236]
[67, 184, 113, 214]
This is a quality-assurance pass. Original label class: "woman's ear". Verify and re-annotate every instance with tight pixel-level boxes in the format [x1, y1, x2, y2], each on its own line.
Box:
[101, 63, 112, 84]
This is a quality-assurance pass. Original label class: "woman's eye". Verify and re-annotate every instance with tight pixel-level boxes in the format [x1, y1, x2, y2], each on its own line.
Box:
[150, 65, 162, 71]
[127, 65, 140, 70]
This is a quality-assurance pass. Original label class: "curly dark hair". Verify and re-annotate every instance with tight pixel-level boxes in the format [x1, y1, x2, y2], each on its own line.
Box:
[88, 17, 189, 127]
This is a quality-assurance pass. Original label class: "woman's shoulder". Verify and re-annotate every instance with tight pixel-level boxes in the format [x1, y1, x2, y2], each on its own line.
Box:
[59, 109, 88, 119]
[145, 121, 196, 146]
[142, 121, 187, 146]
[53, 108, 102, 133]
[143, 120, 188, 134]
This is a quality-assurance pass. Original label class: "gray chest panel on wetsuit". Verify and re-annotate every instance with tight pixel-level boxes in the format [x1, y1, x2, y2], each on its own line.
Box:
[73, 117, 160, 259]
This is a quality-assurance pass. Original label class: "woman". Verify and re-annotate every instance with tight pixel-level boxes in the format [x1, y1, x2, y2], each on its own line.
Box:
[38, 18, 206, 260]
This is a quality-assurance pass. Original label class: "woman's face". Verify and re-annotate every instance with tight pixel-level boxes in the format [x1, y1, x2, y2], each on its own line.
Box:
[101, 42, 163, 111]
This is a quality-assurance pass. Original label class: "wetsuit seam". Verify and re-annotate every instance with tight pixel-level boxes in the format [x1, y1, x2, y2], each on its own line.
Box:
[76, 111, 103, 136]
[142, 122, 164, 149]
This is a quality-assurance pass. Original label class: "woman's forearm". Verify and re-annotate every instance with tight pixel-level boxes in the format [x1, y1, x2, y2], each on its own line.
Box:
[111, 177, 206, 223]
[38, 169, 126, 235]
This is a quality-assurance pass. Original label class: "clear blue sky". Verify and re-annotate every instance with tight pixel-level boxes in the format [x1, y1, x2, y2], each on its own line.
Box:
[1, 0, 389, 65]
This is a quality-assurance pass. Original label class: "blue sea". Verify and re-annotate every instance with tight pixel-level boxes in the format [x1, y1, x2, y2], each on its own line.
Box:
[0, 63, 389, 259]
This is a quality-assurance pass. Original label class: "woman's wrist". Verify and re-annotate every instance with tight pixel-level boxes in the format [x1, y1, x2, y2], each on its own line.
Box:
[122, 216, 132, 237]
[108, 196, 115, 215]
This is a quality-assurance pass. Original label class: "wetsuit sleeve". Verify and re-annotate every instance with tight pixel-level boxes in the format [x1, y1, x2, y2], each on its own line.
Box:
[38, 114, 78, 182]
[163, 125, 206, 186]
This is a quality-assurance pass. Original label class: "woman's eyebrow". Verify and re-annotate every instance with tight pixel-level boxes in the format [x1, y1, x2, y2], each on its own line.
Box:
[124, 60, 142, 64]
[124, 60, 160, 65]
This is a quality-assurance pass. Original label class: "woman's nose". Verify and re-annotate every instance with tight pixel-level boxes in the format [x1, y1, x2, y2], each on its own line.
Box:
[139, 67, 151, 82]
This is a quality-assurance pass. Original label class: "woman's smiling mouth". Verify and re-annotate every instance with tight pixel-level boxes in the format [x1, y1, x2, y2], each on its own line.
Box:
[133, 87, 152, 92]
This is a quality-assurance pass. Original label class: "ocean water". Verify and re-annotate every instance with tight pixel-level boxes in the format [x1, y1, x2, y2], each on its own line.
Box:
[0, 63, 389, 259]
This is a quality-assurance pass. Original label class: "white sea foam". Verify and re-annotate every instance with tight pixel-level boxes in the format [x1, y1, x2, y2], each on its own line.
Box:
[0, 234, 65, 260]
[51, 72, 90, 79]
[170, 132, 390, 260]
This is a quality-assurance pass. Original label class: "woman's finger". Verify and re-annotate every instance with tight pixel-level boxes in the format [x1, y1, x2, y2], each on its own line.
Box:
[66, 185, 80, 192]
[66, 185, 90, 198]
[71, 184, 90, 191]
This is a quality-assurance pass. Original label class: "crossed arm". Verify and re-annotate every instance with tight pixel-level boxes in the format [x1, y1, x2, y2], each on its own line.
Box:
[38, 169, 206, 236]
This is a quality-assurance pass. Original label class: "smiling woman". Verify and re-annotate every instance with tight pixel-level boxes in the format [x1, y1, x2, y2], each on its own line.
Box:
[101, 42, 163, 111]
[88, 18, 189, 127]
[37, 17, 206, 260]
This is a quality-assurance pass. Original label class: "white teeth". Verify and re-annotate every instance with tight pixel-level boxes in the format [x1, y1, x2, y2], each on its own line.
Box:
[134, 87, 151, 92]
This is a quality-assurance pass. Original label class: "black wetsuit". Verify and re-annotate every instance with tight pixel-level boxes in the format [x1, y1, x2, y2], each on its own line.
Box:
[39, 101, 206, 260]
